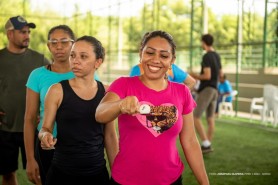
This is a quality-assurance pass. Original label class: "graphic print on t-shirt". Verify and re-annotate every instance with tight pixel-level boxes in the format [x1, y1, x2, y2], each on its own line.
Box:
[136, 102, 178, 137]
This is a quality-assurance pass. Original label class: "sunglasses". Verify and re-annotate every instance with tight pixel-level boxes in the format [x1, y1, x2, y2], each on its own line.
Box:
[48, 39, 74, 48]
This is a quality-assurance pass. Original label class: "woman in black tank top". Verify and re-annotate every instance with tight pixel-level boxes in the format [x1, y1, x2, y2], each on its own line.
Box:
[38, 36, 118, 185]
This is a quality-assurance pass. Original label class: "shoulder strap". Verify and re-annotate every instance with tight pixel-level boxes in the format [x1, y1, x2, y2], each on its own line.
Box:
[96, 81, 105, 96]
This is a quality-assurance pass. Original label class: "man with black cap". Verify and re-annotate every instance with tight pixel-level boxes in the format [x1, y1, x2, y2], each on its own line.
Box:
[0, 15, 49, 185]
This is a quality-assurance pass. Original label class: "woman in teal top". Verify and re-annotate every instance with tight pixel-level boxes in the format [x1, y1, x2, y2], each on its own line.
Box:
[23, 25, 76, 185]
[26, 67, 75, 136]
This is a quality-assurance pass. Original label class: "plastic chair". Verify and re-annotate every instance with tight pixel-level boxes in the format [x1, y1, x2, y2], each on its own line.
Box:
[218, 90, 238, 117]
[250, 97, 264, 122]
[273, 96, 278, 127]
[252, 84, 278, 126]
[262, 84, 278, 125]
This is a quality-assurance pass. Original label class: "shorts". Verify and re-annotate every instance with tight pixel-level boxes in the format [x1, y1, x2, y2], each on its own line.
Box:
[46, 164, 110, 185]
[194, 87, 218, 118]
[0, 130, 26, 174]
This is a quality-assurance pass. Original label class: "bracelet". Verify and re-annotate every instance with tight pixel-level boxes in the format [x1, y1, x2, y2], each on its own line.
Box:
[40, 132, 49, 141]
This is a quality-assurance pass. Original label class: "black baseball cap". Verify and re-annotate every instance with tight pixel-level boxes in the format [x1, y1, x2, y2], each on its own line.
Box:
[5, 15, 36, 30]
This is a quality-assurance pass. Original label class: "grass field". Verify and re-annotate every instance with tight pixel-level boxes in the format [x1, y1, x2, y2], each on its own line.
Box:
[1, 116, 278, 185]
[181, 117, 278, 185]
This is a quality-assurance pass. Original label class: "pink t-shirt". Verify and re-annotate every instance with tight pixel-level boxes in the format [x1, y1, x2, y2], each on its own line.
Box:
[108, 76, 196, 185]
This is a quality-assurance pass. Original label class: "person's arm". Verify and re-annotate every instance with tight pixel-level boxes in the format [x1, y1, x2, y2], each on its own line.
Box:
[101, 84, 119, 168]
[183, 74, 196, 90]
[96, 85, 122, 124]
[219, 68, 224, 79]
[180, 112, 210, 185]
[190, 67, 211, 81]
[96, 92, 140, 124]
[220, 80, 233, 95]
[170, 64, 196, 90]
[38, 84, 62, 149]
[24, 88, 41, 185]
[227, 80, 233, 94]
[104, 120, 119, 169]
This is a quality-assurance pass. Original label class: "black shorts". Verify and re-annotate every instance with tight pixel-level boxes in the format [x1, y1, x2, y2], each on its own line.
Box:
[0, 130, 26, 174]
[46, 164, 110, 185]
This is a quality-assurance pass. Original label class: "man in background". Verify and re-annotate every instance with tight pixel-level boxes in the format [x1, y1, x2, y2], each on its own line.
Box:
[190, 33, 222, 154]
[0, 15, 49, 185]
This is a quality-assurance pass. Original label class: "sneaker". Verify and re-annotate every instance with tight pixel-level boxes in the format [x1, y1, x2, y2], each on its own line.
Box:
[201, 145, 213, 154]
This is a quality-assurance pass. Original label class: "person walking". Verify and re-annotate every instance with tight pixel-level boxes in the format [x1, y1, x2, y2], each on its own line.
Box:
[24, 25, 76, 185]
[0, 15, 49, 185]
[190, 33, 223, 154]
[39, 36, 118, 185]
[96, 30, 209, 185]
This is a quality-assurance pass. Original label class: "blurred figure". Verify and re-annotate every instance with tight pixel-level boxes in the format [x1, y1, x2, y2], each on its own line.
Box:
[191, 80, 200, 100]
[96, 30, 209, 185]
[215, 74, 233, 116]
[0, 15, 49, 185]
[24, 25, 75, 185]
[39, 36, 118, 185]
[190, 33, 222, 154]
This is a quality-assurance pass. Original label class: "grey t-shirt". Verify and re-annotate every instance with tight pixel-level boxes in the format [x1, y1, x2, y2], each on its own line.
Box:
[0, 47, 49, 132]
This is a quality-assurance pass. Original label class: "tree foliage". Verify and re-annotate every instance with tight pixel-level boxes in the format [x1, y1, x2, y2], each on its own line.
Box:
[0, 0, 276, 67]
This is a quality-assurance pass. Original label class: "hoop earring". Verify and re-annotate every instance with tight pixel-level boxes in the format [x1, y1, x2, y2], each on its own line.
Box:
[164, 73, 168, 80]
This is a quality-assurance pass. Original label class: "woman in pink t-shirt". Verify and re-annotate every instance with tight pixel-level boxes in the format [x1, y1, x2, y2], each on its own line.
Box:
[96, 30, 209, 185]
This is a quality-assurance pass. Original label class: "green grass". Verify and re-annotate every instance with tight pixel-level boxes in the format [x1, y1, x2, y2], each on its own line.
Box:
[181, 117, 278, 185]
[1, 117, 278, 185]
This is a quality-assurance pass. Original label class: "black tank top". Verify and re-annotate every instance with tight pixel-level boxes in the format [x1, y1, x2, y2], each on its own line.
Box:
[52, 80, 106, 176]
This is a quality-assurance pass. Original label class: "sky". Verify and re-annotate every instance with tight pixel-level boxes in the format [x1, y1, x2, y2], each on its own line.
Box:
[29, 0, 273, 17]
[30, 0, 151, 17]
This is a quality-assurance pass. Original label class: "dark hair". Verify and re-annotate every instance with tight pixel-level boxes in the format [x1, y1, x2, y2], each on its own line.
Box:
[76, 35, 105, 62]
[201, 34, 214, 46]
[140, 30, 176, 59]
[47, 25, 75, 40]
